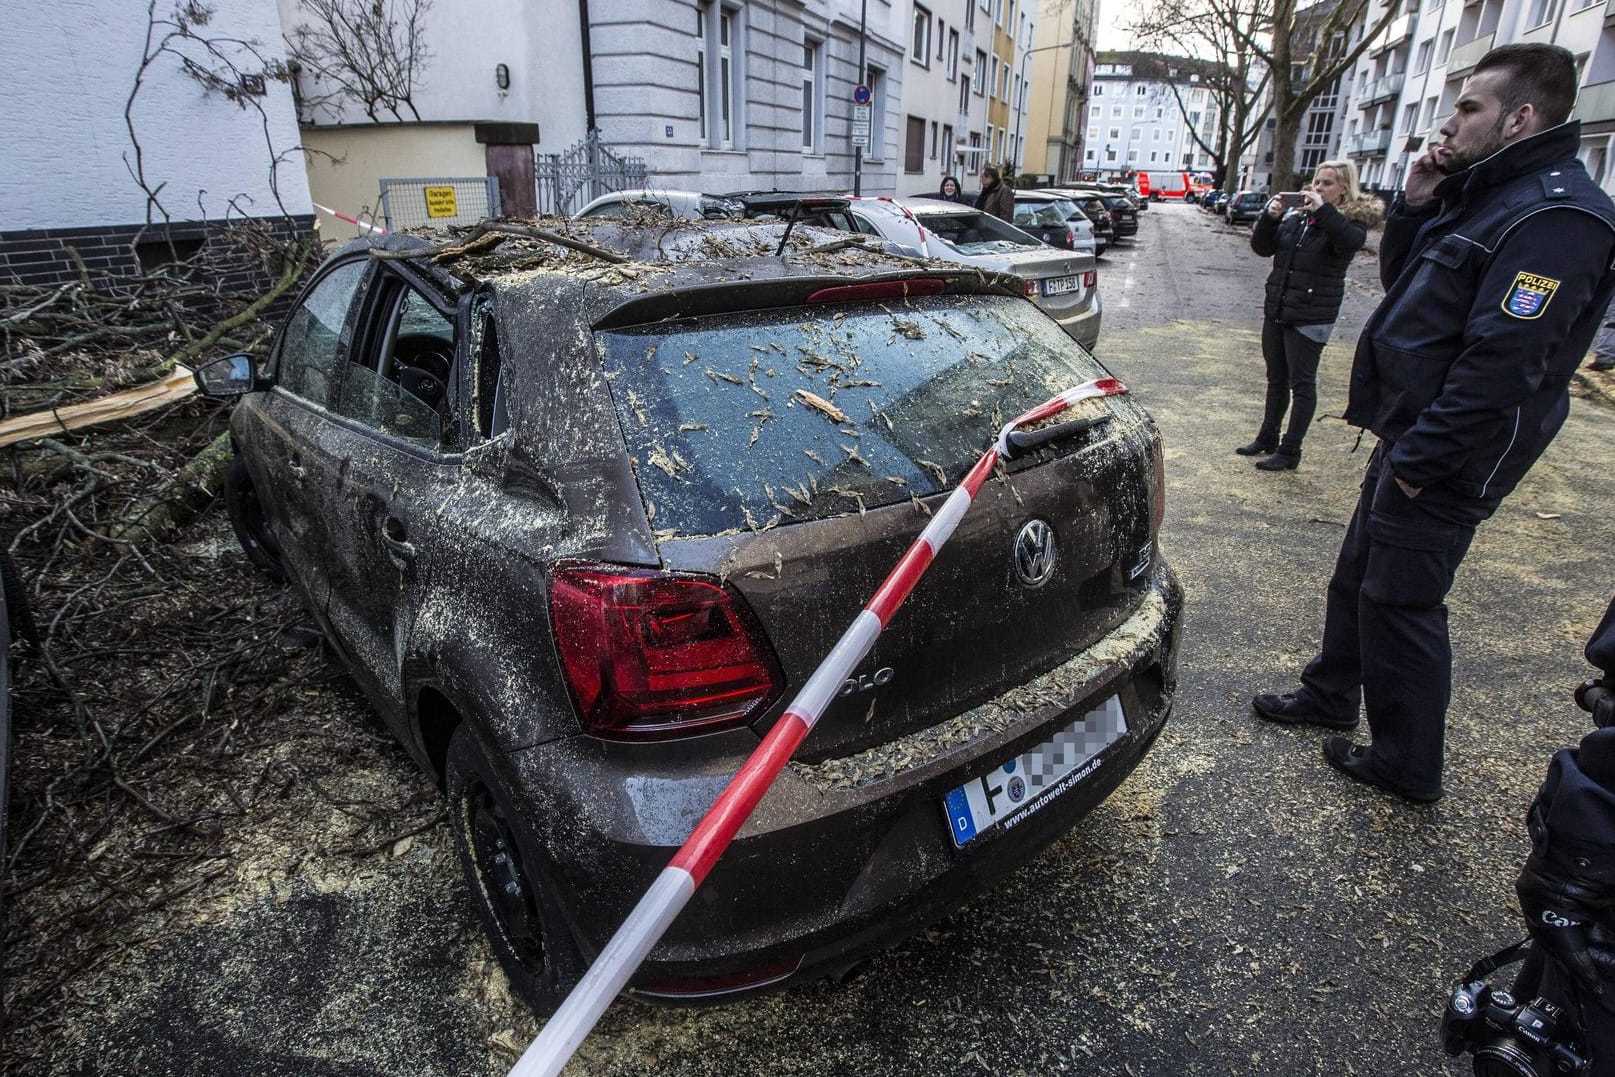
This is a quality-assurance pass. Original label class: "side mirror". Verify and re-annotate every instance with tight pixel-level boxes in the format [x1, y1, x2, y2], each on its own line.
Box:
[193, 353, 260, 398]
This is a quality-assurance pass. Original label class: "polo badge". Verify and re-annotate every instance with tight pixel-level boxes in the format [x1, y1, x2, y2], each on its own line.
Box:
[1502, 272, 1560, 319]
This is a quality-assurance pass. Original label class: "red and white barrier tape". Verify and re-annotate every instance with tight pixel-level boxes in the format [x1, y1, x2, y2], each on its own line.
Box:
[509, 376, 1129, 1077]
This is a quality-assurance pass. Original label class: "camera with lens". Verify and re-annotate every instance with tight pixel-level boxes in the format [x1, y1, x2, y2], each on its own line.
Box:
[1443, 967, 1590, 1076]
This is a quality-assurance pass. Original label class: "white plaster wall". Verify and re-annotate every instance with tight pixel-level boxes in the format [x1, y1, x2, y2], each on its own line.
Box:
[277, 0, 587, 152]
[301, 125, 485, 237]
[1, 0, 311, 229]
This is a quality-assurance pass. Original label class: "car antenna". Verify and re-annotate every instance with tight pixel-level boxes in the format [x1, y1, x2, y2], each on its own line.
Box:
[773, 199, 806, 257]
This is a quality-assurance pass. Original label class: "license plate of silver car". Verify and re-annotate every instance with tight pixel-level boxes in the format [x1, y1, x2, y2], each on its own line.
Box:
[942, 695, 1126, 847]
[1042, 275, 1080, 296]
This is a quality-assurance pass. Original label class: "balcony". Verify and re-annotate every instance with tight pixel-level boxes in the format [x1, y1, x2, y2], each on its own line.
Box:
[1446, 32, 1495, 78]
[1357, 71, 1407, 107]
[1372, 13, 1414, 55]
[1574, 78, 1615, 123]
[1347, 128, 1396, 155]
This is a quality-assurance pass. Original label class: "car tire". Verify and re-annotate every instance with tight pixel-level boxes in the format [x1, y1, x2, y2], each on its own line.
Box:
[223, 457, 286, 582]
[446, 724, 585, 1016]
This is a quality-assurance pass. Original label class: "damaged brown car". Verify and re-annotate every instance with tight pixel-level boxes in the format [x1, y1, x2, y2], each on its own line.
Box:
[193, 215, 1183, 1014]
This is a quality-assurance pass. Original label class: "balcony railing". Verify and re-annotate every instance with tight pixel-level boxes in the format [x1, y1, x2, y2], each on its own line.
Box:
[1357, 71, 1407, 106]
[1447, 32, 1495, 78]
[1347, 128, 1395, 155]
[1574, 78, 1615, 123]
[1372, 13, 1414, 54]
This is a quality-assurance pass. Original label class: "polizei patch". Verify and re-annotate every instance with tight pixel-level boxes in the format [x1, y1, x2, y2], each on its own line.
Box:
[1502, 271, 1560, 319]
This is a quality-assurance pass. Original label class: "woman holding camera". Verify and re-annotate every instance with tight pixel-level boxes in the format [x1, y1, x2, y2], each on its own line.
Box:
[1238, 160, 1382, 470]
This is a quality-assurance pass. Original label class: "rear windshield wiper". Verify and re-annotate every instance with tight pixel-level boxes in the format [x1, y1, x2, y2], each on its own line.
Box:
[1003, 413, 1111, 459]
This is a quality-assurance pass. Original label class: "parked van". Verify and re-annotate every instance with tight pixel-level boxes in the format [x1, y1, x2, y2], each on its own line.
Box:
[1136, 171, 1190, 202]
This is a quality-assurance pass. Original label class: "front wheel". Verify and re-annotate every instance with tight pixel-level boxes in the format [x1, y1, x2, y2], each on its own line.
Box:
[446, 725, 584, 1016]
[223, 457, 285, 582]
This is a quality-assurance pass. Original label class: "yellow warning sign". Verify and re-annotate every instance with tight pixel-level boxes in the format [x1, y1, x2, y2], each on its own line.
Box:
[424, 186, 458, 219]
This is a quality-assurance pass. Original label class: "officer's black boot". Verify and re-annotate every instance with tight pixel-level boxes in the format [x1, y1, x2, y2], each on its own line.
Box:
[1254, 447, 1300, 471]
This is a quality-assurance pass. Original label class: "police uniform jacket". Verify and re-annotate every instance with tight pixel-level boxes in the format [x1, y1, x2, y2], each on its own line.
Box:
[1346, 121, 1615, 499]
[1528, 594, 1615, 896]
[1250, 200, 1372, 326]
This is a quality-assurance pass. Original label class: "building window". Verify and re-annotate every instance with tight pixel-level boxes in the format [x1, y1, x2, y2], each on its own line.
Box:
[1149, 151, 1158, 162]
[1093, 82, 1103, 96]
[801, 40, 820, 152]
[937, 18, 946, 59]
[1086, 148, 1096, 160]
[1133, 106, 1144, 118]
[906, 115, 926, 172]
[1127, 148, 1138, 161]
[698, 5, 745, 149]
[911, 5, 931, 65]
[1108, 127, 1119, 138]
[1088, 126, 1098, 139]
[1437, 28, 1455, 63]
[696, 6, 707, 144]
[947, 30, 959, 80]
[1421, 95, 1438, 133]
[1106, 146, 1116, 161]
[1414, 39, 1433, 73]
[942, 123, 954, 167]
[1400, 101, 1419, 134]
[960, 75, 971, 115]
[975, 51, 987, 94]
[865, 65, 886, 160]
[1526, 0, 1559, 28]
[930, 120, 938, 159]
[1135, 84, 1146, 95]
[720, 8, 737, 147]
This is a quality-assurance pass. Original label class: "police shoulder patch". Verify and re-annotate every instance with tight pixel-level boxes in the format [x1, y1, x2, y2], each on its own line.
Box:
[1502, 271, 1560, 319]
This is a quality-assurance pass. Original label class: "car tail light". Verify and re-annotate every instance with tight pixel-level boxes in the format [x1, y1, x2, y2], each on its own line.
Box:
[1110, 208, 1122, 223]
[1061, 228, 1075, 249]
[549, 565, 785, 739]
[1023, 278, 1039, 298]
[1082, 270, 1097, 287]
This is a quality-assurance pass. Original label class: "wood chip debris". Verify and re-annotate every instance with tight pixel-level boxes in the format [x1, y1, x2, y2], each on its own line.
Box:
[793, 389, 848, 423]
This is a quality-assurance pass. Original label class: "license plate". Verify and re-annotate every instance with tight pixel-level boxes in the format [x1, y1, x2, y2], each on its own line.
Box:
[1042, 275, 1080, 296]
[942, 695, 1126, 848]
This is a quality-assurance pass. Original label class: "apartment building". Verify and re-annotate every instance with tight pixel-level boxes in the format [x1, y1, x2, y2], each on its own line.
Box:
[1341, 0, 1615, 195]
[1082, 52, 1225, 181]
[1021, 0, 1101, 184]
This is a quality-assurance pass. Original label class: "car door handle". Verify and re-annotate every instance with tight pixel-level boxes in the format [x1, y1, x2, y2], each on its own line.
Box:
[379, 516, 417, 562]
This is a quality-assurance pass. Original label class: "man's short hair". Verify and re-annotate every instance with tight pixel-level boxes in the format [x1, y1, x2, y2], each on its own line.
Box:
[1474, 43, 1577, 127]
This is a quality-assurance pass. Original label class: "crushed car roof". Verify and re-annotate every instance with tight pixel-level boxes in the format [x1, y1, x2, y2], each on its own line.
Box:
[341, 214, 1026, 328]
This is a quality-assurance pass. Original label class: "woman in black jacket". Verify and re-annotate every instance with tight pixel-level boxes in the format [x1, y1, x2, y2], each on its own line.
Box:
[1239, 159, 1382, 470]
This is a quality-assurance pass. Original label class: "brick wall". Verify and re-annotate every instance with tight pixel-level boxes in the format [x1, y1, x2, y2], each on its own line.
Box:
[0, 215, 317, 296]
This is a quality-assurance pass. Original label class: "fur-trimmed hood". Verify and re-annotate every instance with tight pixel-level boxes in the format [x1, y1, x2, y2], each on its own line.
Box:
[1339, 196, 1384, 227]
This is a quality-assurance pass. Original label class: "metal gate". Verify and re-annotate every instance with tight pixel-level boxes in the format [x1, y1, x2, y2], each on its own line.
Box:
[378, 176, 502, 231]
[535, 131, 649, 216]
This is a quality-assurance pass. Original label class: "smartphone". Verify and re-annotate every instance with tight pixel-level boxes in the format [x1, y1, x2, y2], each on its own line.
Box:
[1278, 192, 1308, 209]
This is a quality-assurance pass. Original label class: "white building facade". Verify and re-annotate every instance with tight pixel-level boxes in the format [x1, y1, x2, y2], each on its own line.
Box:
[1082, 54, 1223, 180]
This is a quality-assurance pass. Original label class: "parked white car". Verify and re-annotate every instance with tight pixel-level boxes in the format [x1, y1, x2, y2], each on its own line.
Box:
[844, 197, 1102, 351]
[573, 189, 744, 219]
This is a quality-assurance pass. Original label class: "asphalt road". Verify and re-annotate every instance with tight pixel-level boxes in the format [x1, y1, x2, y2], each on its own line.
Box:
[47, 202, 1615, 1076]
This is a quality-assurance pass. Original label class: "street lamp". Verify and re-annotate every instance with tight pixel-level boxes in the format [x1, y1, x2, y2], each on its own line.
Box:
[1011, 41, 1071, 178]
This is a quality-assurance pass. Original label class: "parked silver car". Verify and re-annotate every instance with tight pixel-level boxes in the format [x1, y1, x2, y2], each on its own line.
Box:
[844, 197, 1102, 351]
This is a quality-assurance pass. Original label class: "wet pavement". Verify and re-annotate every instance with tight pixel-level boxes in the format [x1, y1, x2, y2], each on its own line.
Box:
[44, 202, 1615, 1076]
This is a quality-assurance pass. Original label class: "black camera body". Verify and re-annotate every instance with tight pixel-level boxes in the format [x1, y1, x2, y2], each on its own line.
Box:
[1443, 977, 1590, 1076]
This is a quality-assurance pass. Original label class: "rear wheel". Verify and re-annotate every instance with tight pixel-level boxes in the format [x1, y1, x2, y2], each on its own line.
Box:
[446, 724, 584, 1015]
[223, 457, 285, 582]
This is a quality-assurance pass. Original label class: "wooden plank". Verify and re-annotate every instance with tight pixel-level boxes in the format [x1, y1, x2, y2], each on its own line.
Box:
[0, 367, 196, 449]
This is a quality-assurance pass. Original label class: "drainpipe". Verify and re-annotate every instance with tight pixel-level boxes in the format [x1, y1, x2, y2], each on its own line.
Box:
[578, 0, 597, 133]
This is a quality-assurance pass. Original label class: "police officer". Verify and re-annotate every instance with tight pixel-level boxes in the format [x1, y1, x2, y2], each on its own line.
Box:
[1251, 43, 1615, 802]
[1509, 595, 1615, 1072]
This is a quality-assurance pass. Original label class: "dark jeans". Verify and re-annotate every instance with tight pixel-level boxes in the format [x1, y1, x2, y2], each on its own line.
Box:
[1258, 318, 1326, 453]
[1297, 441, 1498, 795]
[1512, 945, 1615, 1075]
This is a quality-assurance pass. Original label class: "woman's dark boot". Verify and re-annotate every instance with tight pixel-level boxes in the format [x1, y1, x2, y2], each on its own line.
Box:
[1254, 448, 1301, 471]
[1234, 437, 1277, 456]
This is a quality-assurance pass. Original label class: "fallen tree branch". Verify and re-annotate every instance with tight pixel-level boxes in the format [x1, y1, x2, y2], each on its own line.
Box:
[114, 430, 234, 546]
[0, 366, 196, 449]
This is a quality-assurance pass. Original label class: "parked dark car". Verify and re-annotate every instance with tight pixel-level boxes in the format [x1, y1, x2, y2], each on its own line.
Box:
[1204, 190, 1232, 215]
[1226, 191, 1267, 224]
[194, 217, 1182, 1016]
[1010, 192, 1081, 250]
[1069, 190, 1138, 239]
[1041, 190, 1114, 255]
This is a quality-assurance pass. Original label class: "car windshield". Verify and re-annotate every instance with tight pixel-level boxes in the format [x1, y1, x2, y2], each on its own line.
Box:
[912, 211, 1041, 255]
[598, 294, 1110, 536]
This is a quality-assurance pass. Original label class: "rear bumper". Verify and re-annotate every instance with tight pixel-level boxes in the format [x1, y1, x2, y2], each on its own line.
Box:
[1045, 288, 1102, 352]
[507, 560, 1183, 999]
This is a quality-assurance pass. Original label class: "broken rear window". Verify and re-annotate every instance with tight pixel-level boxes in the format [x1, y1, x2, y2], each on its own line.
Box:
[598, 294, 1110, 537]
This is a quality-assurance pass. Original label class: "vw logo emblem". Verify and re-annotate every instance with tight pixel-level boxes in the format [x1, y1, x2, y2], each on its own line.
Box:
[1013, 519, 1058, 588]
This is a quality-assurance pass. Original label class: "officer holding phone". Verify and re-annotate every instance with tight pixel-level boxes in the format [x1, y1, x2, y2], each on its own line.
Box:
[1237, 159, 1380, 471]
[1253, 44, 1615, 803]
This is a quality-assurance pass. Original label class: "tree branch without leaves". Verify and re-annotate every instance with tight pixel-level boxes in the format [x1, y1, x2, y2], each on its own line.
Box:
[285, 0, 431, 123]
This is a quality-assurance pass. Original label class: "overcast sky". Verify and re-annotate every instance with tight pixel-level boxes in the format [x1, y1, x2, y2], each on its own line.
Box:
[1095, 0, 1139, 51]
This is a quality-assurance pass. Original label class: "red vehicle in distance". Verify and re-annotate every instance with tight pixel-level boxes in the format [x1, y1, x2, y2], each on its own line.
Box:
[1136, 170, 1190, 202]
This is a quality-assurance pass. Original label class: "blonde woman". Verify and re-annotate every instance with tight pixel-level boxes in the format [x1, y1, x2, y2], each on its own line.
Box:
[1238, 160, 1384, 470]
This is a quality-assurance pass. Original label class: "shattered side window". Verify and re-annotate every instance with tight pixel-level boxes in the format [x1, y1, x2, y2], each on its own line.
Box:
[599, 294, 1110, 537]
[275, 261, 366, 407]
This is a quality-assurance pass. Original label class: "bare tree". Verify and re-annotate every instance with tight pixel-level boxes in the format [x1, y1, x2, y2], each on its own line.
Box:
[1123, 8, 1274, 193]
[285, 0, 432, 123]
[1234, 0, 1401, 191]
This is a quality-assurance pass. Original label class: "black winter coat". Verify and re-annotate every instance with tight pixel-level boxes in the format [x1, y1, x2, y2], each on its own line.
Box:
[1347, 121, 1615, 495]
[1250, 201, 1370, 326]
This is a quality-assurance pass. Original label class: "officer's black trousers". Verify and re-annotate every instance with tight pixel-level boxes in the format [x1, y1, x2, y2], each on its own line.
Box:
[1257, 318, 1325, 454]
[1298, 440, 1496, 796]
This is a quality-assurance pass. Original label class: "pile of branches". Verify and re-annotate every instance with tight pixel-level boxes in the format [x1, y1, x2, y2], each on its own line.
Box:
[0, 223, 439, 1066]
